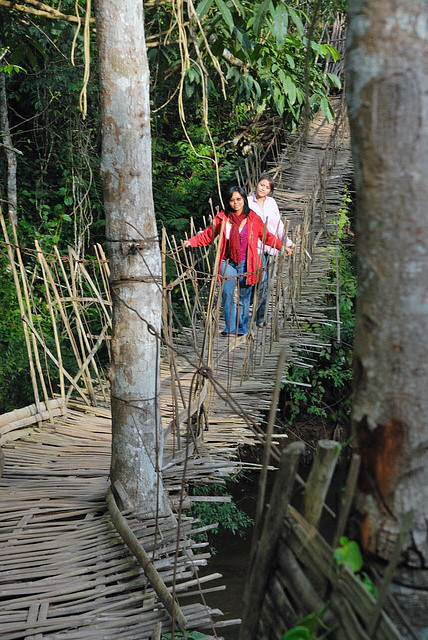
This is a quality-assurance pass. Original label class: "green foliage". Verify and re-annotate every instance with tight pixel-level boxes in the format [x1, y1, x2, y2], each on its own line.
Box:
[151, 119, 239, 235]
[0, 267, 35, 412]
[283, 627, 316, 640]
[281, 604, 332, 639]
[161, 632, 208, 639]
[333, 537, 378, 598]
[189, 481, 253, 551]
[359, 571, 378, 599]
[147, 0, 343, 128]
[333, 536, 363, 572]
[283, 191, 355, 434]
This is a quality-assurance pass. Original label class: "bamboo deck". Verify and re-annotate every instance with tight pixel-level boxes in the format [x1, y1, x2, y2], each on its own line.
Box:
[0, 102, 353, 639]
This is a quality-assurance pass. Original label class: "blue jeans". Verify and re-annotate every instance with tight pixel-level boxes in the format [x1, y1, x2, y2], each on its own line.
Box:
[256, 254, 270, 324]
[220, 259, 253, 335]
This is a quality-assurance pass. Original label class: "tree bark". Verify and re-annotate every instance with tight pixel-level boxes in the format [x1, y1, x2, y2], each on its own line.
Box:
[0, 73, 18, 224]
[96, 0, 169, 514]
[347, 0, 428, 636]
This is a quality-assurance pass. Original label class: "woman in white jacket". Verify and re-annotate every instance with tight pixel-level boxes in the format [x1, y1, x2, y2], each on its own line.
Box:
[249, 174, 295, 326]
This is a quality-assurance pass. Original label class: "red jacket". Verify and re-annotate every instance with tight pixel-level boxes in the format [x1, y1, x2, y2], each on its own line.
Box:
[188, 210, 282, 284]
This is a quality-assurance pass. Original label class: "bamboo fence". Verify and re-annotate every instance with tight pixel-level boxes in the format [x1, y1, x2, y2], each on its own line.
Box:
[239, 440, 409, 640]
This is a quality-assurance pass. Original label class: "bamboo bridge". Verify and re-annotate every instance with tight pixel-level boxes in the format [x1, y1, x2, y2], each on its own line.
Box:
[0, 102, 353, 639]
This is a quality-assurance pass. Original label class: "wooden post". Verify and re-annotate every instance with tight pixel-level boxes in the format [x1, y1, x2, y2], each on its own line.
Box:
[106, 487, 187, 633]
[253, 346, 287, 542]
[151, 622, 162, 640]
[304, 439, 341, 530]
[239, 441, 305, 640]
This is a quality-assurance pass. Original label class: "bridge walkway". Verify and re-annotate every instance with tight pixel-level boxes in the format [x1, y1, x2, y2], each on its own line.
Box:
[0, 105, 352, 639]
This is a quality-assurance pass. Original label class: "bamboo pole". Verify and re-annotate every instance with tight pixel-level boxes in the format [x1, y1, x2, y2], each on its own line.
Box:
[367, 511, 414, 637]
[253, 346, 287, 543]
[171, 235, 193, 326]
[197, 219, 224, 379]
[106, 488, 188, 633]
[239, 442, 305, 640]
[64, 246, 106, 400]
[0, 211, 41, 413]
[0, 397, 65, 428]
[151, 622, 162, 640]
[304, 439, 341, 530]
[10, 220, 53, 422]
[162, 229, 181, 451]
[94, 242, 111, 304]
[333, 453, 361, 547]
[35, 241, 94, 403]
[36, 246, 65, 404]
[65, 324, 109, 404]
[21, 316, 90, 404]
[69, 248, 112, 329]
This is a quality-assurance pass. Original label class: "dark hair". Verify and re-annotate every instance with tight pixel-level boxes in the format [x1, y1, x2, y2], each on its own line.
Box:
[224, 185, 250, 217]
[258, 173, 275, 195]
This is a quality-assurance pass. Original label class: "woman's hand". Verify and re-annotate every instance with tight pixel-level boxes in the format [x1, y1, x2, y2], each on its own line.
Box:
[183, 239, 191, 248]
[284, 240, 295, 256]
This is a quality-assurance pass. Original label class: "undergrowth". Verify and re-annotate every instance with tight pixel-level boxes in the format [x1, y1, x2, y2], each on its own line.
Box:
[189, 480, 253, 553]
[281, 190, 355, 444]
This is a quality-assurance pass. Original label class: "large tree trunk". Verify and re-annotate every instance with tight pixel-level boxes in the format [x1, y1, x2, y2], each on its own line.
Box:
[96, 0, 169, 514]
[0, 73, 18, 224]
[347, 0, 428, 636]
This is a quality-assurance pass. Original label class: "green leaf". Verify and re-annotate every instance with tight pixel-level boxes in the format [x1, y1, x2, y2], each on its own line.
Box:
[327, 72, 342, 90]
[324, 43, 341, 62]
[359, 572, 378, 599]
[295, 86, 304, 105]
[286, 54, 295, 69]
[215, 0, 234, 32]
[282, 627, 313, 640]
[226, 65, 239, 81]
[320, 97, 333, 123]
[234, 26, 252, 52]
[196, 0, 214, 19]
[162, 633, 208, 640]
[288, 8, 304, 37]
[284, 75, 297, 105]
[311, 41, 323, 56]
[253, 0, 271, 37]
[271, 4, 288, 48]
[334, 537, 363, 572]
[309, 93, 319, 107]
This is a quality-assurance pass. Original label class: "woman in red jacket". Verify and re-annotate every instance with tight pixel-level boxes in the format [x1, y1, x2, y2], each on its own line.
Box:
[183, 186, 282, 336]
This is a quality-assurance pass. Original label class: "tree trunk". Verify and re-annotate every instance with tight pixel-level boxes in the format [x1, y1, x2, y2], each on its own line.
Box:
[96, 0, 169, 514]
[347, 0, 428, 636]
[0, 73, 18, 224]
